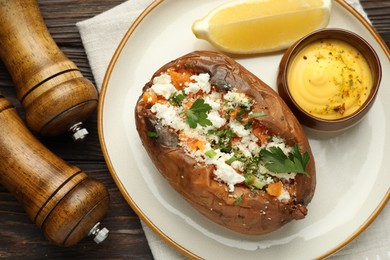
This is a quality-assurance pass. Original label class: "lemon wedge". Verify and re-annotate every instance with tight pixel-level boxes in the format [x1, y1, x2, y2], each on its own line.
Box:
[192, 0, 331, 54]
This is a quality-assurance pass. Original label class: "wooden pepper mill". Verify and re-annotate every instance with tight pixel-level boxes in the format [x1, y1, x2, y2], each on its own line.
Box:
[0, 93, 110, 246]
[0, 0, 98, 141]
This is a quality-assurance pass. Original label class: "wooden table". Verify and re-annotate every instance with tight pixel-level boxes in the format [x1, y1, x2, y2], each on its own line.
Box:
[0, 1, 388, 259]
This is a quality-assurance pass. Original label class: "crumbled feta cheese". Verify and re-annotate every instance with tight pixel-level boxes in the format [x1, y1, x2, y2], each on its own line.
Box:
[262, 175, 274, 185]
[204, 94, 222, 110]
[248, 141, 260, 154]
[153, 73, 171, 84]
[184, 82, 201, 95]
[277, 188, 291, 202]
[184, 73, 211, 94]
[235, 142, 252, 158]
[264, 136, 292, 154]
[258, 165, 269, 175]
[224, 91, 252, 107]
[150, 103, 182, 129]
[230, 133, 259, 158]
[210, 91, 222, 100]
[207, 111, 226, 128]
[243, 134, 260, 154]
[231, 160, 244, 172]
[150, 74, 177, 99]
[181, 125, 203, 139]
[202, 150, 244, 192]
[188, 149, 204, 162]
[268, 172, 297, 180]
[229, 120, 250, 137]
[213, 157, 245, 192]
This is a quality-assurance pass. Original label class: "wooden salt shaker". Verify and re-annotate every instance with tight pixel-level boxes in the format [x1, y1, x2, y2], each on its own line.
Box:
[0, 94, 110, 246]
[0, 0, 98, 141]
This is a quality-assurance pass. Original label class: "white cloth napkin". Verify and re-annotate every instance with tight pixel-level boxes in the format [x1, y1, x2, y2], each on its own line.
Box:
[76, 1, 389, 259]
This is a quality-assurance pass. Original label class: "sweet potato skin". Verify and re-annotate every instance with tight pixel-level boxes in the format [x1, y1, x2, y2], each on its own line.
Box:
[135, 51, 315, 235]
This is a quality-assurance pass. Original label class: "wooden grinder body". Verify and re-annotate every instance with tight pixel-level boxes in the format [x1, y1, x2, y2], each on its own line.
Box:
[0, 95, 109, 246]
[0, 0, 98, 137]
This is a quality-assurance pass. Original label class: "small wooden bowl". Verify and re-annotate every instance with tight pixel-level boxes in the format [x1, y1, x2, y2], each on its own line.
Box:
[277, 28, 381, 135]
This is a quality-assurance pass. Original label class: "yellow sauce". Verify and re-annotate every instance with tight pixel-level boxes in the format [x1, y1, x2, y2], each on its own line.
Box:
[287, 39, 372, 120]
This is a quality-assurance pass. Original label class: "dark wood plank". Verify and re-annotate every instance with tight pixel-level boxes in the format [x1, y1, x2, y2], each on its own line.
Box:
[0, 1, 153, 259]
[361, 0, 390, 46]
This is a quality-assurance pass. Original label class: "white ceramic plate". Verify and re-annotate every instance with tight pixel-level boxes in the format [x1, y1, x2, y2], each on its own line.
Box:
[99, 1, 390, 259]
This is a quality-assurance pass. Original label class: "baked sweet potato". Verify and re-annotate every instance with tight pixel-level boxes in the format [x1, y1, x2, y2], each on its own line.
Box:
[135, 51, 315, 235]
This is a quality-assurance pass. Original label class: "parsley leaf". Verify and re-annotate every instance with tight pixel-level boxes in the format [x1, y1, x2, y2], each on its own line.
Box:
[169, 90, 186, 107]
[184, 98, 212, 128]
[260, 144, 310, 176]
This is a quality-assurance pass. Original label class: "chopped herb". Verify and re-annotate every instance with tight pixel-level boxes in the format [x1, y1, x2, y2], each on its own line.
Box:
[219, 136, 233, 152]
[183, 98, 212, 128]
[244, 174, 254, 186]
[225, 153, 238, 164]
[234, 195, 243, 206]
[208, 128, 227, 136]
[216, 80, 228, 89]
[243, 155, 260, 175]
[184, 63, 194, 69]
[252, 178, 265, 189]
[236, 106, 248, 122]
[249, 111, 267, 118]
[208, 127, 233, 153]
[244, 121, 253, 130]
[224, 108, 234, 119]
[349, 79, 354, 88]
[244, 175, 265, 190]
[169, 90, 186, 106]
[205, 149, 217, 158]
[260, 144, 310, 176]
[147, 131, 160, 138]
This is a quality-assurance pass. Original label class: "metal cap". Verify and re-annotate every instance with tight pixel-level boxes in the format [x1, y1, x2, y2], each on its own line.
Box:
[88, 222, 109, 244]
[69, 122, 89, 142]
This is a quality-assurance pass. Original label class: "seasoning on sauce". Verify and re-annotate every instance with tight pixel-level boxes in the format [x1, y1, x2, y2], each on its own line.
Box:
[287, 39, 373, 120]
